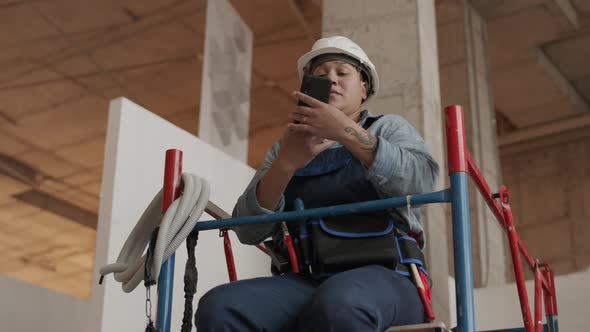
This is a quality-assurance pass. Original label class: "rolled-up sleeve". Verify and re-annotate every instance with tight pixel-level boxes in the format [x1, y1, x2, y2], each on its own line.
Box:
[232, 142, 284, 245]
[366, 115, 439, 197]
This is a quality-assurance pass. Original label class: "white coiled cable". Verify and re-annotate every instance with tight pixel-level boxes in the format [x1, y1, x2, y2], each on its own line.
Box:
[99, 173, 210, 293]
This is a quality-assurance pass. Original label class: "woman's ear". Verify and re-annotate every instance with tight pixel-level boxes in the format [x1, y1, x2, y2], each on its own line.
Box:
[361, 81, 368, 100]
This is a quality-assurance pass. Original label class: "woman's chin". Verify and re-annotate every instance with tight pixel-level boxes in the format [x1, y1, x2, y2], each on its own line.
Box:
[328, 100, 345, 110]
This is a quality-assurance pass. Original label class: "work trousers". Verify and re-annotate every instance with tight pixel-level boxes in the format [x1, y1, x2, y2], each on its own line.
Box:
[195, 265, 425, 332]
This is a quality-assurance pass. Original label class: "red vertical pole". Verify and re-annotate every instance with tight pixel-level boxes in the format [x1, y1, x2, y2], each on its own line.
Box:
[163, 149, 183, 211]
[534, 262, 543, 332]
[445, 105, 468, 174]
[500, 187, 533, 332]
[542, 268, 558, 316]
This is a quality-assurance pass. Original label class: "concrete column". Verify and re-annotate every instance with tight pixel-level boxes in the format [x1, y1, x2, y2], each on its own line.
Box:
[437, 0, 508, 288]
[323, 0, 450, 324]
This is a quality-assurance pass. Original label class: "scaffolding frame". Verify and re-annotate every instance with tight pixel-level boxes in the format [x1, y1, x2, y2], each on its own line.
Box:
[155, 105, 558, 332]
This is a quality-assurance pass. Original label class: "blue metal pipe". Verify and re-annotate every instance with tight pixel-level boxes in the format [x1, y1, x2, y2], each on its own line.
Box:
[450, 173, 476, 332]
[155, 189, 451, 331]
[156, 254, 175, 332]
[193, 189, 451, 232]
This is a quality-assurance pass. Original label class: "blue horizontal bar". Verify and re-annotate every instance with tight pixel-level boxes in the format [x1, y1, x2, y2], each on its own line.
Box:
[479, 324, 548, 332]
[194, 189, 451, 232]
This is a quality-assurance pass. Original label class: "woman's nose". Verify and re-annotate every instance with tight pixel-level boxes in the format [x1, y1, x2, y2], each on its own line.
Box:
[327, 72, 338, 84]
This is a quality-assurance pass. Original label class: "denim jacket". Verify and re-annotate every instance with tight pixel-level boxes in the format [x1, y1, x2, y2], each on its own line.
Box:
[232, 110, 439, 247]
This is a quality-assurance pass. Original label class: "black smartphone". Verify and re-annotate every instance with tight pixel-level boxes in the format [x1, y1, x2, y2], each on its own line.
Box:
[298, 74, 332, 107]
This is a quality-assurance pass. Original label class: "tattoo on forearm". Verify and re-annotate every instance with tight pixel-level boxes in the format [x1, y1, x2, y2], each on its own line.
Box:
[344, 127, 377, 150]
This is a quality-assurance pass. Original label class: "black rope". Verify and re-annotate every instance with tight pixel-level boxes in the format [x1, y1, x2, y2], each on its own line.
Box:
[181, 231, 199, 332]
[145, 227, 160, 287]
[145, 321, 159, 332]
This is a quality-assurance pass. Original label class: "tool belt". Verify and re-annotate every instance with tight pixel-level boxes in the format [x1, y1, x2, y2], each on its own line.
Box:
[265, 213, 428, 277]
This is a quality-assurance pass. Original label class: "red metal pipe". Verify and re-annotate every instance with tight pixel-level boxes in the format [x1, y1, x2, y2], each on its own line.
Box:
[163, 149, 183, 212]
[501, 189, 533, 332]
[444, 105, 468, 174]
[222, 230, 238, 282]
[284, 233, 300, 273]
[542, 268, 558, 316]
[518, 239, 537, 276]
[467, 154, 547, 285]
[466, 153, 507, 229]
[534, 262, 543, 332]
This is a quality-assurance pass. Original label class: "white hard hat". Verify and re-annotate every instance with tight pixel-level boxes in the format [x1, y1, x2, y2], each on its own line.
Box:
[297, 36, 379, 102]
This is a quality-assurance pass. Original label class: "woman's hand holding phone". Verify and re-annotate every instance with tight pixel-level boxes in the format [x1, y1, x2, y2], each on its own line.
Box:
[290, 91, 356, 143]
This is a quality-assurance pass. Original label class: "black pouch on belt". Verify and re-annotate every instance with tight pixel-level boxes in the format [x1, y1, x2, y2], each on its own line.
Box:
[309, 213, 399, 274]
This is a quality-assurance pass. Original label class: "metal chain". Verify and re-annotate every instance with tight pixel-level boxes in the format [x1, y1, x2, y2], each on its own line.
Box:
[145, 286, 153, 320]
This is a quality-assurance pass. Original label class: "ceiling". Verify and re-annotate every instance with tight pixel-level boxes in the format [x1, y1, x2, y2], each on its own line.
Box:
[0, 0, 588, 299]
[471, 0, 590, 137]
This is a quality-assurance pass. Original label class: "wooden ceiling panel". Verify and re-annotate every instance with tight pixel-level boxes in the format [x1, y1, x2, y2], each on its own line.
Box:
[0, 37, 69, 88]
[0, 80, 88, 120]
[276, 76, 301, 96]
[0, 174, 29, 198]
[23, 210, 86, 234]
[16, 150, 81, 178]
[119, 0, 204, 17]
[0, 3, 59, 45]
[3, 95, 109, 150]
[32, 0, 133, 34]
[249, 86, 293, 132]
[62, 167, 103, 186]
[0, 132, 29, 156]
[0, 262, 54, 284]
[0, 230, 20, 249]
[53, 54, 100, 77]
[89, 22, 198, 70]
[54, 136, 106, 169]
[160, 0, 207, 18]
[76, 73, 118, 91]
[247, 125, 283, 168]
[180, 6, 207, 36]
[0, 68, 62, 90]
[51, 227, 96, 250]
[0, 200, 42, 220]
[39, 179, 73, 195]
[64, 250, 95, 271]
[230, 0, 299, 36]
[255, 21, 308, 47]
[53, 189, 100, 214]
[80, 181, 102, 197]
[111, 59, 202, 116]
[253, 39, 312, 81]
[168, 108, 199, 135]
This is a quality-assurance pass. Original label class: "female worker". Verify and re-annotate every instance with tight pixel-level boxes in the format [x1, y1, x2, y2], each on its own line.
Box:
[196, 36, 439, 332]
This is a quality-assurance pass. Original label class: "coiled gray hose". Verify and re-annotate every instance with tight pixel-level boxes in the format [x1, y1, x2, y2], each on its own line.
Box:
[99, 173, 210, 293]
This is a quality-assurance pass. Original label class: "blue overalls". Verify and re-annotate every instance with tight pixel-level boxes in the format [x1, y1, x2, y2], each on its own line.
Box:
[196, 117, 426, 331]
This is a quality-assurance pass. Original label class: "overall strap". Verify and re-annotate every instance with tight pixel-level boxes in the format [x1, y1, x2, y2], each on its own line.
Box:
[363, 114, 383, 129]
